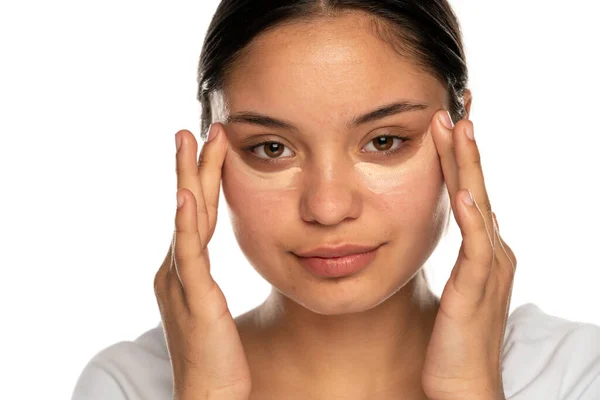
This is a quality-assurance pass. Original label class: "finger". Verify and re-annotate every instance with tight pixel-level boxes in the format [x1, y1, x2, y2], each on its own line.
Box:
[167, 230, 184, 293]
[173, 189, 214, 302]
[453, 189, 494, 298]
[176, 129, 210, 246]
[431, 110, 459, 205]
[453, 119, 495, 250]
[490, 212, 518, 277]
[492, 211, 499, 234]
[494, 232, 517, 277]
[154, 242, 175, 300]
[153, 237, 189, 327]
[198, 123, 228, 240]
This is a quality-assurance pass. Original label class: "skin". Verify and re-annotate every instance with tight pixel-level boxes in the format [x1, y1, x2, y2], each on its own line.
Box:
[215, 12, 464, 399]
[156, 9, 515, 400]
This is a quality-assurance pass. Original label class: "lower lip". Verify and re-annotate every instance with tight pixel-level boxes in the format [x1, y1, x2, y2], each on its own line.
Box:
[296, 247, 380, 278]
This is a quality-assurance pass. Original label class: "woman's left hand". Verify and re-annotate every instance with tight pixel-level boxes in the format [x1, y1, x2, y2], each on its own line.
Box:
[421, 111, 517, 400]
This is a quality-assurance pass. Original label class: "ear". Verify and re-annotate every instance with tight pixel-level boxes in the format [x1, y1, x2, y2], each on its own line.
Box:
[462, 88, 472, 119]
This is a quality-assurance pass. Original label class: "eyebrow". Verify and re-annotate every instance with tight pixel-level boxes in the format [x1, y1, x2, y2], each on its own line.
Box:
[225, 100, 429, 131]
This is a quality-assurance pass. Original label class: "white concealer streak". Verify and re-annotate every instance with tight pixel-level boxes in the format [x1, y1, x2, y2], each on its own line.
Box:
[354, 134, 436, 194]
[228, 150, 302, 191]
[354, 162, 407, 194]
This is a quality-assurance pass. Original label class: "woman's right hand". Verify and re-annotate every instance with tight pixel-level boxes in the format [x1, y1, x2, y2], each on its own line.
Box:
[154, 124, 252, 400]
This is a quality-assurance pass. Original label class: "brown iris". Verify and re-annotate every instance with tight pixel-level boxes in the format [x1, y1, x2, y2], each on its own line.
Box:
[372, 136, 394, 151]
[263, 142, 284, 158]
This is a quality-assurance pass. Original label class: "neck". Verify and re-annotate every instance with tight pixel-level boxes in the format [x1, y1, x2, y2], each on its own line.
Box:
[240, 270, 440, 398]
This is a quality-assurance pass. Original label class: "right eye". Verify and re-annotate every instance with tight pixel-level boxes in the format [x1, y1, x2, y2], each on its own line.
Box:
[249, 141, 294, 160]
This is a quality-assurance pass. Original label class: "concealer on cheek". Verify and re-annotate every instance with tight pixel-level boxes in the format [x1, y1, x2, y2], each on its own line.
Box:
[354, 130, 438, 194]
[353, 162, 408, 194]
[226, 150, 302, 191]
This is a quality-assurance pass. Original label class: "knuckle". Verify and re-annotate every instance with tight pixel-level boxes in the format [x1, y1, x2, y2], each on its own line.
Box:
[175, 160, 185, 176]
[469, 241, 494, 266]
[197, 144, 209, 168]
[497, 246, 517, 277]
[456, 152, 480, 169]
[470, 262, 491, 283]
[471, 148, 482, 164]
[154, 266, 169, 294]
[465, 154, 482, 171]
[188, 279, 222, 315]
[197, 201, 209, 221]
[477, 249, 494, 266]
[507, 249, 518, 272]
[172, 252, 202, 281]
[172, 253, 186, 269]
[154, 273, 166, 297]
[481, 200, 493, 215]
[154, 245, 175, 297]
[197, 153, 209, 170]
[198, 279, 219, 303]
[173, 233, 202, 261]
[467, 238, 495, 266]
[153, 276, 161, 294]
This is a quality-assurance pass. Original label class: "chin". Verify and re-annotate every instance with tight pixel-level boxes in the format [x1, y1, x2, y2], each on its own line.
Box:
[280, 280, 405, 316]
[259, 252, 423, 316]
[295, 292, 397, 315]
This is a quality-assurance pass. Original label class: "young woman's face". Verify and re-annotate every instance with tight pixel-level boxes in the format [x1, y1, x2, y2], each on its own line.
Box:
[217, 12, 451, 314]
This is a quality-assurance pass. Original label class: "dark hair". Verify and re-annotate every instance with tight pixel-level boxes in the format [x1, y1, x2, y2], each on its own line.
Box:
[197, 0, 468, 141]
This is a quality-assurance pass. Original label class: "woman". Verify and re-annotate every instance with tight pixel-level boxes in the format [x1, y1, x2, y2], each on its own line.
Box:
[71, 1, 600, 399]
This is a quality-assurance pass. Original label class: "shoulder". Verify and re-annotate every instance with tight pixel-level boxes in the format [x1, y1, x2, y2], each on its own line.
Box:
[502, 303, 600, 399]
[71, 322, 172, 400]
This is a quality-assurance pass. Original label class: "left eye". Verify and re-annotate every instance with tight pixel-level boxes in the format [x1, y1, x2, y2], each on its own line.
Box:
[250, 142, 294, 159]
[362, 136, 404, 153]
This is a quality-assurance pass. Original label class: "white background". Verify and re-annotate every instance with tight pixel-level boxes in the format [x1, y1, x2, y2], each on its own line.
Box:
[1, 1, 599, 398]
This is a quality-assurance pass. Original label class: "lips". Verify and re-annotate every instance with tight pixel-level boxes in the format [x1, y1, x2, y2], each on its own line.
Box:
[293, 243, 382, 278]
[294, 243, 381, 258]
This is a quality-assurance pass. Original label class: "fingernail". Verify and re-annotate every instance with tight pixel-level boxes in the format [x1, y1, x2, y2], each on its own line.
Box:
[177, 191, 184, 208]
[439, 110, 454, 130]
[207, 124, 219, 142]
[175, 132, 182, 152]
[465, 123, 475, 141]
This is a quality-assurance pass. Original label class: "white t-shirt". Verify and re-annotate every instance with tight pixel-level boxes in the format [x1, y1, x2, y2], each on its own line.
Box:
[71, 303, 600, 399]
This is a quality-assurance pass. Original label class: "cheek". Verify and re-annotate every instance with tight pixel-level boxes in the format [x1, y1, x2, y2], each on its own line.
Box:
[355, 152, 447, 233]
[221, 150, 302, 241]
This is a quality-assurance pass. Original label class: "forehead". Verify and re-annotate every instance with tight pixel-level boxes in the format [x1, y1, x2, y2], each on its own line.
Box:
[222, 12, 447, 127]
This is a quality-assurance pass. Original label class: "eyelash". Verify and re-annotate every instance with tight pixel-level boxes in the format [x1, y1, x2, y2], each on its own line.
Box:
[244, 135, 410, 165]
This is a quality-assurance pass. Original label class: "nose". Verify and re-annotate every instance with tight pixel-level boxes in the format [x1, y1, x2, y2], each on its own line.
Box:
[299, 159, 362, 226]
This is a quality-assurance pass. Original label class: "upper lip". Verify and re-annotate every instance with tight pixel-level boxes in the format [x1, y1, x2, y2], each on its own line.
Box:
[294, 243, 381, 258]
